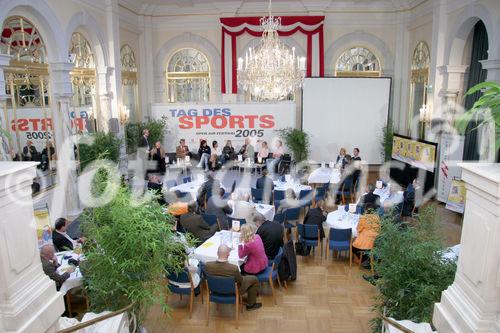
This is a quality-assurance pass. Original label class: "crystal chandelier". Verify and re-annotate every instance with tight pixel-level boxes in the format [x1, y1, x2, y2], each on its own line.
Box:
[237, 0, 306, 101]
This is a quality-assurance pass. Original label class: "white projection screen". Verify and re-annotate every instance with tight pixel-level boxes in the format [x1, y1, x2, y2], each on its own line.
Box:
[302, 77, 391, 164]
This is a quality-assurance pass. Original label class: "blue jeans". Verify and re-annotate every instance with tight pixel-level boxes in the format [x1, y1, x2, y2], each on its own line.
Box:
[198, 153, 210, 170]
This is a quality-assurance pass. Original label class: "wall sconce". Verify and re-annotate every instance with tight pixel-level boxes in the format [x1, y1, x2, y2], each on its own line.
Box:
[419, 104, 431, 124]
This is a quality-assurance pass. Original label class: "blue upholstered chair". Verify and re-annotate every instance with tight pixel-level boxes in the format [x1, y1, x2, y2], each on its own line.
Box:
[256, 247, 284, 304]
[297, 224, 322, 256]
[326, 228, 352, 266]
[167, 268, 202, 318]
[204, 275, 242, 327]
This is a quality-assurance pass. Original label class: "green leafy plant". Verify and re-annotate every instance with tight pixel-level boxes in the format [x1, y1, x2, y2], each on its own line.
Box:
[380, 121, 394, 162]
[277, 127, 310, 162]
[370, 205, 457, 331]
[125, 117, 168, 154]
[80, 184, 195, 326]
[78, 132, 121, 170]
[456, 81, 500, 153]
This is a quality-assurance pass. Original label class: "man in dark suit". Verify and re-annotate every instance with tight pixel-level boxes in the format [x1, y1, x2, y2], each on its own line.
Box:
[197, 172, 221, 208]
[40, 244, 74, 290]
[255, 170, 274, 204]
[352, 148, 362, 161]
[205, 188, 233, 230]
[180, 202, 218, 244]
[204, 245, 262, 311]
[401, 179, 417, 217]
[303, 199, 326, 240]
[52, 218, 85, 252]
[139, 128, 151, 152]
[22, 140, 39, 161]
[358, 183, 381, 212]
[254, 213, 284, 260]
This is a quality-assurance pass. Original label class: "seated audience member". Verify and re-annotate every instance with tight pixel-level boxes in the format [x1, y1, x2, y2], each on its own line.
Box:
[180, 202, 219, 245]
[277, 188, 301, 214]
[147, 174, 166, 205]
[40, 244, 75, 291]
[206, 188, 233, 230]
[303, 199, 326, 240]
[238, 224, 268, 275]
[400, 179, 418, 217]
[197, 140, 211, 171]
[209, 140, 222, 171]
[257, 141, 269, 162]
[52, 218, 85, 252]
[149, 141, 166, 174]
[266, 140, 284, 174]
[352, 211, 381, 263]
[197, 171, 221, 207]
[221, 140, 235, 164]
[255, 169, 274, 201]
[358, 184, 381, 212]
[41, 142, 56, 171]
[335, 147, 347, 166]
[204, 245, 262, 311]
[167, 200, 189, 217]
[175, 138, 191, 159]
[255, 212, 284, 260]
[352, 148, 361, 161]
[139, 129, 151, 152]
[238, 138, 255, 160]
[22, 140, 39, 161]
[229, 193, 256, 224]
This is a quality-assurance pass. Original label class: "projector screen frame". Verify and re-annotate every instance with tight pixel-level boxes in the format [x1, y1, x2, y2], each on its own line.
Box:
[300, 76, 393, 165]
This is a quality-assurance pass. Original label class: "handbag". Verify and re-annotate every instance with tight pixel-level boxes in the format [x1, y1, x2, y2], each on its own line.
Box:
[294, 240, 308, 256]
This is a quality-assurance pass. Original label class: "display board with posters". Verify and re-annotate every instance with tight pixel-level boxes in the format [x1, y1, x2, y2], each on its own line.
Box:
[437, 134, 465, 203]
[445, 178, 466, 214]
[4, 107, 93, 153]
[150, 103, 296, 152]
[391, 134, 437, 172]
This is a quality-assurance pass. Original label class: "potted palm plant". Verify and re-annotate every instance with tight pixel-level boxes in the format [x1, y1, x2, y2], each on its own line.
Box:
[277, 127, 310, 162]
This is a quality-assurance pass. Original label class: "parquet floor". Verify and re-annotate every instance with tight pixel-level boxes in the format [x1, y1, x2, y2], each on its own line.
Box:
[144, 253, 378, 333]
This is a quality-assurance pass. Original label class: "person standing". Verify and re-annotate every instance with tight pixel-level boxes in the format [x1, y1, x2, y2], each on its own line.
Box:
[139, 129, 151, 152]
[149, 141, 166, 174]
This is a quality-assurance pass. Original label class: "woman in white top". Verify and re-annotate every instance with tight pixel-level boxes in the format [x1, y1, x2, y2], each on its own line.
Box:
[266, 140, 284, 174]
[209, 140, 222, 170]
[257, 141, 270, 163]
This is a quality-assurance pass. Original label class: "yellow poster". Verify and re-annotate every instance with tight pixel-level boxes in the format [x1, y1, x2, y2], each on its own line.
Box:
[445, 179, 466, 214]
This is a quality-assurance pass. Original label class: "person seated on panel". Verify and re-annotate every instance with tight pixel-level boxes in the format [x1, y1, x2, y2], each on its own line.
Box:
[352, 207, 381, 265]
[221, 140, 235, 164]
[175, 138, 191, 159]
[139, 128, 151, 152]
[276, 188, 301, 214]
[196, 171, 221, 209]
[204, 245, 262, 311]
[209, 140, 222, 171]
[205, 188, 233, 230]
[179, 201, 219, 246]
[40, 244, 75, 291]
[22, 140, 39, 162]
[238, 224, 268, 275]
[52, 218, 86, 252]
[335, 147, 347, 167]
[254, 212, 284, 260]
[229, 193, 256, 225]
[257, 141, 270, 163]
[352, 147, 361, 161]
[149, 141, 166, 174]
[196, 139, 211, 171]
[238, 138, 255, 161]
[357, 183, 381, 214]
[265, 139, 284, 174]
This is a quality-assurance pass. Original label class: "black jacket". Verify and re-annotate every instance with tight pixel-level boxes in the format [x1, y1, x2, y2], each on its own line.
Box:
[180, 213, 218, 245]
[139, 135, 150, 150]
[197, 179, 221, 207]
[205, 196, 233, 230]
[256, 176, 274, 191]
[256, 221, 284, 259]
[278, 239, 297, 281]
[359, 192, 381, 210]
[303, 207, 326, 239]
[52, 231, 75, 252]
[198, 146, 211, 156]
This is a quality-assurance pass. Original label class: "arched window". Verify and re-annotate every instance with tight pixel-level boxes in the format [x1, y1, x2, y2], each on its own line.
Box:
[1, 16, 52, 167]
[166, 48, 210, 103]
[408, 41, 431, 137]
[335, 47, 381, 77]
[69, 32, 98, 133]
[120, 44, 138, 123]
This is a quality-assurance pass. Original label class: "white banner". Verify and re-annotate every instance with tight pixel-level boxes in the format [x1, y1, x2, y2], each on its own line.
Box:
[151, 103, 296, 152]
[437, 134, 465, 203]
[4, 107, 92, 153]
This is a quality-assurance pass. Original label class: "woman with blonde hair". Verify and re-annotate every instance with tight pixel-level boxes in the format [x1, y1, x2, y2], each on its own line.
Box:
[238, 224, 268, 275]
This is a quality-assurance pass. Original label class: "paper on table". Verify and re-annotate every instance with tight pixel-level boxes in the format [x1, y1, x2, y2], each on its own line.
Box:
[237, 154, 243, 162]
[376, 180, 383, 189]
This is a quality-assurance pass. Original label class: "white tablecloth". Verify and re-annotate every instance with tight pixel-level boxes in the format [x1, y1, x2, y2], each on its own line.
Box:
[168, 179, 205, 200]
[192, 231, 245, 267]
[357, 184, 404, 207]
[228, 201, 275, 222]
[308, 167, 341, 184]
[324, 210, 360, 237]
[57, 251, 84, 296]
[273, 181, 312, 196]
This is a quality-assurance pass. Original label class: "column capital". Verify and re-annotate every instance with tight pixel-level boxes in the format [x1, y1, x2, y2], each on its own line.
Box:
[438, 65, 469, 75]
[49, 62, 75, 99]
[480, 59, 500, 71]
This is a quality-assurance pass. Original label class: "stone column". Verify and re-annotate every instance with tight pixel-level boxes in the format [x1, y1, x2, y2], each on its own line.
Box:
[97, 66, 112, 132]
[481, 59, 500, 83]
[433, 163, 500, 332]
[0, 162, 65, 333]
[0, 54, 12, 160]
[49, 62, 81, 219]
